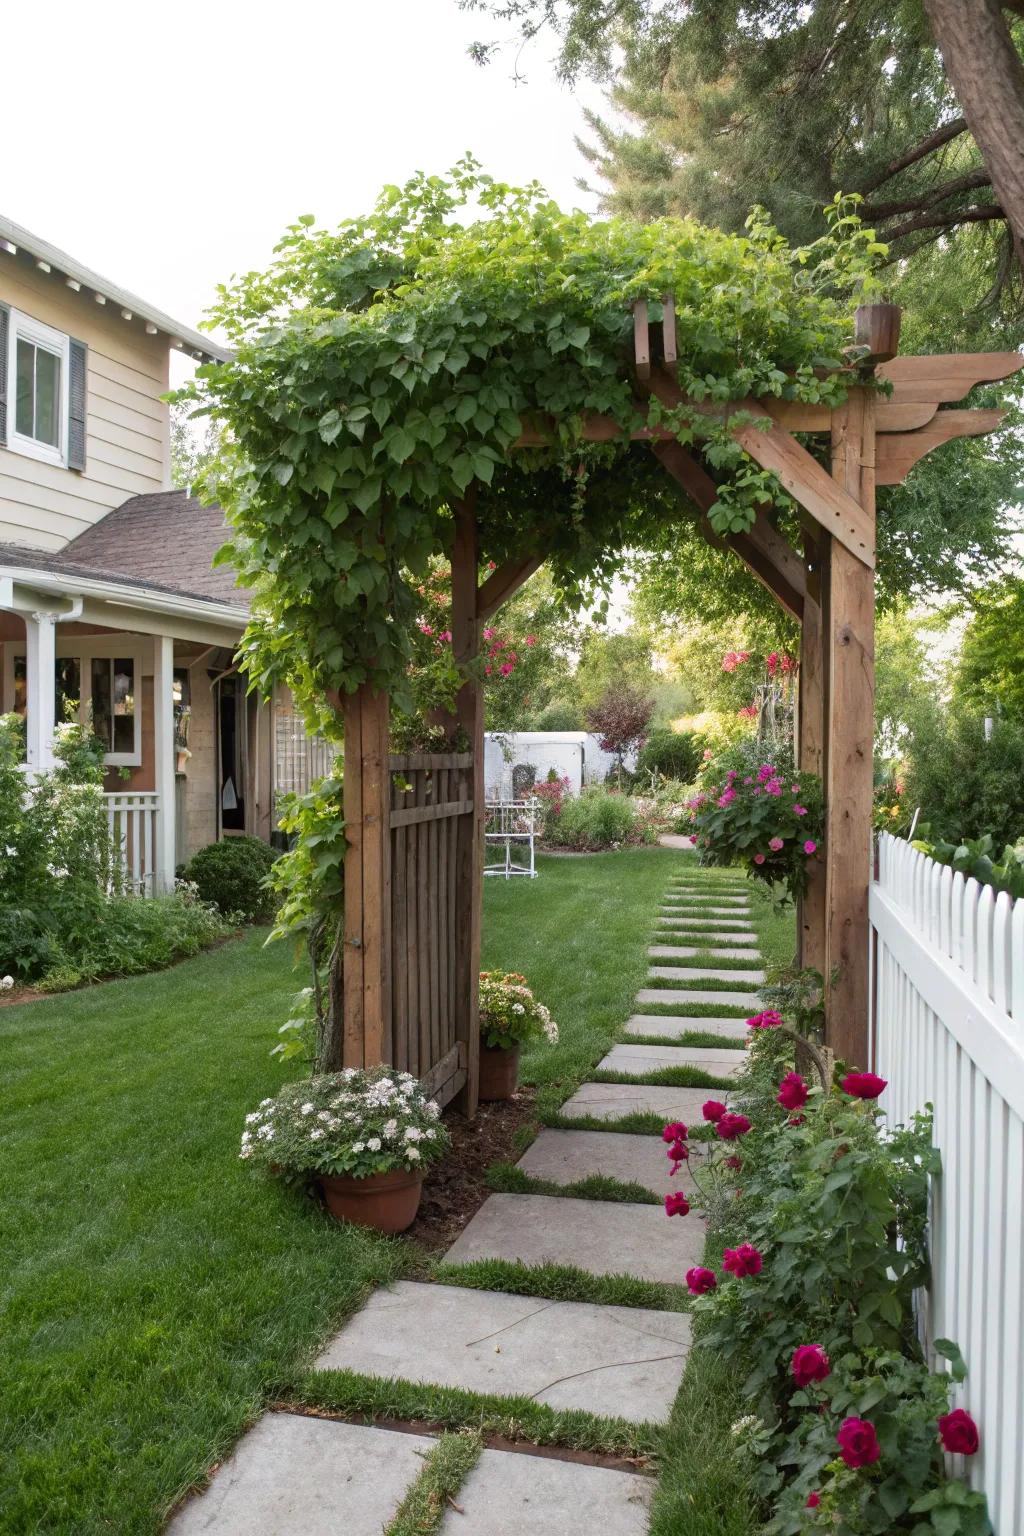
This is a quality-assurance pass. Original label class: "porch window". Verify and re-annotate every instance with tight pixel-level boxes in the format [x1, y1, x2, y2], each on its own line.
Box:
[12, 656, 81, 722]
[6, 310, 70, 467]
[91, 657, 137, 759]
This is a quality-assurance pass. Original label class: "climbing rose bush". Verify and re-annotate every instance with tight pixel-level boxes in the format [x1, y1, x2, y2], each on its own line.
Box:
[683, 761, 823, 899]
[239, 1066, 449, 1179]
[478, 971, 558, 1049]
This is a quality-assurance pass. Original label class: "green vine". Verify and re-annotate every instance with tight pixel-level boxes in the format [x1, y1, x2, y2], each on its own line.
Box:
[180, 164, 885, 715]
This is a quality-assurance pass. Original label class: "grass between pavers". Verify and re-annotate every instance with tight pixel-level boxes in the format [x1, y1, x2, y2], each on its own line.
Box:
[626, 1030, 748, 1050]
[542, 1107, 671, 1134]
[431, 1255, 689, 1312]
[648, 954, 766, 972]
[0, 929, 413, 1536]
[288, 1371, 664, 1459]
[651, 933, 760, 950]
[643, 976, 763, 994]
[385, 1428, 483, 1536]
[635, 997, 753, 1019]
[486, 1162, 661, 1205]
[591, 1067, 736, 1089]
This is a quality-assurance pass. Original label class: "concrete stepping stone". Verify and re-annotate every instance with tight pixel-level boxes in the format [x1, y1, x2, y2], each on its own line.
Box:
[625, 1013, 750, 1041]
[656, 922, 758, 940]
[316, 1279, 690, 1424]
[666, 889, 749, 902]
[516, 1126, 709, 1195]
[165, 1414, 431, 1535]
[440, 1447, 653, 1535]
[597, 1043, 745, 1079]
[443, 1193, 704, 1283]
[560, 1081, 726, 1123]
[637, 986, 761, 1009]
[649, 964, 766, 983]
[661, 904, 752, 917]
[649, 944, 762, 961]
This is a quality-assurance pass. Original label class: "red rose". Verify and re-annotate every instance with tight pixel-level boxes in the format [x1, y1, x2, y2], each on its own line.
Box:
[791, 1344, 830, 1387]
[664, 1191, 690, 1217]
[776, 1071, 809, 1112]
[716, 1112, 751, 1140]
[722, 1242, 762, 1278]
[938, 1408, 979, 1455]
[787, 1114, 806, 1127]
[666, 1139, 689, 1162]
[702, 1099, 727, 1123]
[806, 1492, 821, 1509]
[724, 1154, 743, 1170]
[685, 1266, 717, 1295]
[840, 1071, 887, 1100]
[836, 1417, 881, 1468]
[662, 1120, 688, 1143]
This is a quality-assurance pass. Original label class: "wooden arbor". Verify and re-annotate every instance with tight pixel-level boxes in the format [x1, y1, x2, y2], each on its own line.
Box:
[341, 301, 1023, 1111]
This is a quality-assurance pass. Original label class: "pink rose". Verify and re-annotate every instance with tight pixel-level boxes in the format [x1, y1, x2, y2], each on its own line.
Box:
[793, 804, 808, 816]
[716, 1111, 751, 1140]
[439, 629, 452, 642]
[702, 1099, 727, 1123]
[806, 1492, 821, 1509]
[753, 852, 766, 865]
[662, 1121, 688, 1143]
[836, 1417, 881, 1469]
[718, 788, 737, 808]
[525, 635, 537, 646]
[777, 1071, 809, 1112]
[685, 1266, 717, 1295]
[937, 1409, 979, 1455]
[664, 1192, 690, 1217]
[769, 836, 784, 851]
[841, 1071, 887, 1100]
[803, 839, 817, 855]
[666, 1139, 689, 1169]
[482, 627, 495, 641]
[791, 1344, 830, 1388]
[499, 662, 514, 676]
[722, 1243, 762, 1277]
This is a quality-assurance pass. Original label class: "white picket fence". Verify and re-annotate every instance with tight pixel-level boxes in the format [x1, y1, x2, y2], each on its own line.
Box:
[870, 833, 1024, 1533]
[105, 791, 161, 896]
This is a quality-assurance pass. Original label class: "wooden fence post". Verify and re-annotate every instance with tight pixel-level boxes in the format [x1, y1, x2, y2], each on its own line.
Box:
[825, 387, 877, 1066]
[798, 529, 829, 976]
[451, 498, 482, 1117]
[342, 685, 391, 1068]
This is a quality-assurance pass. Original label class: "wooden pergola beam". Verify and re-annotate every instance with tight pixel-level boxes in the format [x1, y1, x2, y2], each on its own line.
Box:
[875, 407, 1005, 484]
[877, 351, 1024, 402]
[476, 552, 547, 619]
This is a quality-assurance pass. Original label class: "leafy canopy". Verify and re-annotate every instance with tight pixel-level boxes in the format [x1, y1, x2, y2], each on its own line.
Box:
[183, 161, 878, 708]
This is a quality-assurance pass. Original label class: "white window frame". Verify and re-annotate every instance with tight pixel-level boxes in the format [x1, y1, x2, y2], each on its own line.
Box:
[6, 308, 70, 468]
[3, 636, 145, 768]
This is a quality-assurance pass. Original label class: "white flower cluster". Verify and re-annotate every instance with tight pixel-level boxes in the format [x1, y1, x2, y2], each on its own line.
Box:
[478, 972, 559, 1047]
[0, 975, 14, 991]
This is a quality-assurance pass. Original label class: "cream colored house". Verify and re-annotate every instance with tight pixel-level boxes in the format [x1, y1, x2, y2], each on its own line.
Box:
[0, 217, 332, 891]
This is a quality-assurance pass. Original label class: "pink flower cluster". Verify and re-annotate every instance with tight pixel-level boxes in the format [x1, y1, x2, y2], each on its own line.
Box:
[747, 1010, 783, 1029]
[721, 650, 751, 673]
[765, 651, 796, 677]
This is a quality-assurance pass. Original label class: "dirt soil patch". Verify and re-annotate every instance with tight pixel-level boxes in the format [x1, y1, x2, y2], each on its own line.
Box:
[410, 1087, 538, 1254]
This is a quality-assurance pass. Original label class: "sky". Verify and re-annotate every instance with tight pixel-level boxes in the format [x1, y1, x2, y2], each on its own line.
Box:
[6, 0, 606, 386]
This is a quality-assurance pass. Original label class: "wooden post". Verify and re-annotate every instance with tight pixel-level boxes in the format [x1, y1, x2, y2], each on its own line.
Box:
[798, 530, 829, 976]
[342, 685, 391, 1069]
[825, 388, 877, 1066]
[451, 498, 482, 1117]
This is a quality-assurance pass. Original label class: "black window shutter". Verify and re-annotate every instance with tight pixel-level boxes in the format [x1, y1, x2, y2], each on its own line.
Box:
[68, 337, 87, 470]
[0, 303, 9, 447]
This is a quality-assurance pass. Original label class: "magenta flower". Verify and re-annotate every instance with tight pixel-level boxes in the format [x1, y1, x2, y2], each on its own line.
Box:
[777, 1071, 809, 1112]
[666, 1139, 689, 1172]
[841, 1071, 887, 1100]
[662, 1121, 688, 1144]
[747, 1009, 783, 1029]
[482, 627, 495, 641]
[803, 839, 817, 855]
[716, 1111, 752, 1140]
[769, 836, 784, 851]
[753, 852, 766, 865]
[685, 1266, 718, 1295]
[525, 634, 537, 647]
[717, 788, 737, 808]
[722, 1243, 762, 1277]
[664, 1191, 690, 1217]
[793, 804, 808, 816]
[806, 1492, 821, 1509]
[702, 1099, 727, 1123]
[938, 1409, 979, 1455]
[836, 1417, 881, 1469]
[791, 1344, 830, 1387]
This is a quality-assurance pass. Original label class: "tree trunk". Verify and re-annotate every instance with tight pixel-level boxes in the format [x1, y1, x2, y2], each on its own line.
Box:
[922, 0, 1024, 253]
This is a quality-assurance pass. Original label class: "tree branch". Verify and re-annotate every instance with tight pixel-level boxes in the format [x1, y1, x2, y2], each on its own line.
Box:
[857, 116, 969, 194]
[861, 167, 992, 220]
[881, 202, 1006, 243]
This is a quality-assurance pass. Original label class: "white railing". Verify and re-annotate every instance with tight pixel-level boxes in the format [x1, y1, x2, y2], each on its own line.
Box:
[105, 792, 161, 896]
[870, 833, 1024, 1533]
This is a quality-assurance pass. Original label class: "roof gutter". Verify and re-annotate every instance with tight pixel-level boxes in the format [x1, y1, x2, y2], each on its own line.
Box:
[0, 563, 249, 628]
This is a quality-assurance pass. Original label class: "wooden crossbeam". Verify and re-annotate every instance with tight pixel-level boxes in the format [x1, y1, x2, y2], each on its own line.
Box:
[877, 352, 1024, 403]
[651, 440, 806, 620]
[875, 408, 1005, 484]
[476, 552, 547, 618]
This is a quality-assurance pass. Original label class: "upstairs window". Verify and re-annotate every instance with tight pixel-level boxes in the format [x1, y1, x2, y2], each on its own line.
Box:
[0, 307, 86, 470]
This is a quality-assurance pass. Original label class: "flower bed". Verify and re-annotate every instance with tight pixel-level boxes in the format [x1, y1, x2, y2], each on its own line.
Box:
[682, 760, 823, 898]
[660, 1024, 989, 1533]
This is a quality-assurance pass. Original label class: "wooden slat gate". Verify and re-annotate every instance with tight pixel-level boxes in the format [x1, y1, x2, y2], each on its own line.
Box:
[388, 753, 474, 1107]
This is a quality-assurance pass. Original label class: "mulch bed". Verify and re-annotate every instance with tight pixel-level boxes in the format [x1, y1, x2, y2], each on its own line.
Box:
[410, 1086, 539, 1254]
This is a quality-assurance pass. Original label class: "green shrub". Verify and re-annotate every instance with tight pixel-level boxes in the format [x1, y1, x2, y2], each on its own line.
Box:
[532, 698, 584, 731]
[636, 727, 701, 783]
[0, 908, 59, 981]
[184, 836, 277, 920]
[545, 786, 640, 850]
[37, 893, 230, 991]
[904, 710, 1024, 848]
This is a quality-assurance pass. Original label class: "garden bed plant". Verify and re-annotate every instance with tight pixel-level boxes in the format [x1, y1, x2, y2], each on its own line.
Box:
[682, 757, 824, 899]
[662, 1021, 990, 1534]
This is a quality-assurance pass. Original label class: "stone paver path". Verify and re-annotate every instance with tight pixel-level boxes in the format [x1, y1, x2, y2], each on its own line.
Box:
[317, 1280, 691, 1422]
[170, 853, 760, 1534]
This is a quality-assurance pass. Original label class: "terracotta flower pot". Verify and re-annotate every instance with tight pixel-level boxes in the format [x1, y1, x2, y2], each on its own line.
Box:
[479, 1041, 521, 1101]
[318, 1167, 423, 1233]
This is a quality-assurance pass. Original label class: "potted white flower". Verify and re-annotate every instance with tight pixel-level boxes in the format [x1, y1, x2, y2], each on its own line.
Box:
[478, 970, 559, 1101]
[239, 1065, 449, 1232]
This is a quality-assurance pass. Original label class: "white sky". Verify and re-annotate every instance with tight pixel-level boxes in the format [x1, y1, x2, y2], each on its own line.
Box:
[6, 0, 605, 387]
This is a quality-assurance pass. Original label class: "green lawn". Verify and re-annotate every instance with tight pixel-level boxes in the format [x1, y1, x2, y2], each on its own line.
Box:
[1, 847, 788, 1533]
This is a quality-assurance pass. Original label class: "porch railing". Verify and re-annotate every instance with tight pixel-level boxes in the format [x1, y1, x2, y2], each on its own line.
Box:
[105, 792, 161, 896]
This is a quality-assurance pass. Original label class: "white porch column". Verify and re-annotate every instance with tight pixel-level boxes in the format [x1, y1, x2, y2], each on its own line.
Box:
[25, 611, 58, 772]
[153, 635, 176, 894]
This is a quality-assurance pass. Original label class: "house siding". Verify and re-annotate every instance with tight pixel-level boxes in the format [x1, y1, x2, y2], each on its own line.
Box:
[0, 259, 169, 549]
